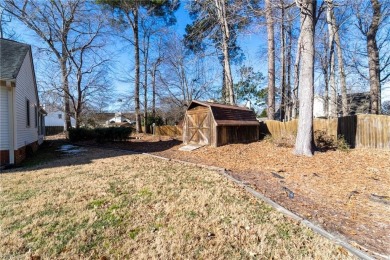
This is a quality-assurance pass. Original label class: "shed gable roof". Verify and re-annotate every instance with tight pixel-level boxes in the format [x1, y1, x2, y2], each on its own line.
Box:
[0, 39, 31, 80]
[188, 100, 259, 126]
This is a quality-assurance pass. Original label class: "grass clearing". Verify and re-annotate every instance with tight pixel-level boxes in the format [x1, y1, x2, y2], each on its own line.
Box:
[0, 148, 355, 259]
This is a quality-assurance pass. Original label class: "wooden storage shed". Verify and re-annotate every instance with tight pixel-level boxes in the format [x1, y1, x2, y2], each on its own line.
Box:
[183, 100, 260, 147]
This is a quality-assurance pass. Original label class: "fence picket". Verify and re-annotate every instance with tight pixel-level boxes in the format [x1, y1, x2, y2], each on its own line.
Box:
[260, 115, 389, 150]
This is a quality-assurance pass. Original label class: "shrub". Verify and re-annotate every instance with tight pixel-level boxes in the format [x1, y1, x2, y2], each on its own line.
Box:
[336, 135, 350, 152]
[68, 127, 132, 143]
[259, 109, 267, 118]
[68, 128, 96, 142]
[314, 130, 350, 152]
[314, 130, 336, 151]
[145, 115, 164, 127]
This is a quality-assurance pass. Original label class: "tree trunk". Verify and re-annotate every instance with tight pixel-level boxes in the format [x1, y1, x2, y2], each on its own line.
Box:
[221, 62, 227, 103]
[133, 8, 142, 133]
[216, 0, 234, 105]
[222, 42, 234, 105]
[151, 64, 157, 118]
[143, 36, 149, 133]
[327, 0, 348, 116]
[367, 0, 381, 114]
[75, 71, 83, 129]
[335, 32, 348, 116]
[60, 52, 71, 131]
[286, 19, 292, 121]
[265, 0, 275, 119]
[326, 5, 337, 118]
[320, 35, 329, 118]
[323, 59, 329, 118]
[294, 0, 316, 157]
[280, 1, 286, 121]
[292, 32, 301, 119]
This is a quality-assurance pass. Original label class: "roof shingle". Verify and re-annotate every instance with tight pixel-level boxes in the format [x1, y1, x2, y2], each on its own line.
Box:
[0, 39, 30, 80]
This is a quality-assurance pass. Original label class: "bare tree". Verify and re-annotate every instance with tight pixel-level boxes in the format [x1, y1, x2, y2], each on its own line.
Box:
[294, 0, 316, 156]
[265, 0, 276, 119]
[65, 17, 110, 128]
[98, 0, 178, 132]
[3, 0, 88, 130]
[326, 0, 348, 116]
[326, 2, 337, 117]
[279, 0, 287, 121]
[159, 33, 217, 109]
[292, 31, 301, 119]
[356, 0, 382, 114]
[215, 0, 235, 105]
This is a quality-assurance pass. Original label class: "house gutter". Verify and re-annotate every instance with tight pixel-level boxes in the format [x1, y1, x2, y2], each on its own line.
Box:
[7, 80, 15, 164]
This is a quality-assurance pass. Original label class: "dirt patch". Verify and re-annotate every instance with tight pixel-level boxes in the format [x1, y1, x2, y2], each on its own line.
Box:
[83, 134, 390, 258]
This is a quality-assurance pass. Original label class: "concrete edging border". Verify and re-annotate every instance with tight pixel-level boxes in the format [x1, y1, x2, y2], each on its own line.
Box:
[145, 154, 380, 260]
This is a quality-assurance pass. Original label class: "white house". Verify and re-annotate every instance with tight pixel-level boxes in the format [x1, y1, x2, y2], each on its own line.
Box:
[313, 95, 327, 118]
[313, 93, 371, 118]
[45, 111, 76, 128]
[0, 39, 46, 166]
[105, 112, 132, 125]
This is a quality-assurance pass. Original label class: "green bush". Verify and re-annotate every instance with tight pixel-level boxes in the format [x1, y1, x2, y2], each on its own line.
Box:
[68, 128, 96, 142]
[68, 127, 132, 143]
[95, 127, 132, 143]
[259, 109, 267, 118]
[336, 135, 350, 152]
[145, 115, 164, 126]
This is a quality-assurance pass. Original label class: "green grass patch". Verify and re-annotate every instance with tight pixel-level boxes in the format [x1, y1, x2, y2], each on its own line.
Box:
[129, 228, 141, 240]
[87, 199, 107, 209]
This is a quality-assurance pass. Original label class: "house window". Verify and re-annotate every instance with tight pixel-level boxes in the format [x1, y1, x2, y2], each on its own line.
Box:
[58, 114, 62, 119]
[35, 105, 38, 128]
[26, 99, 30, 127]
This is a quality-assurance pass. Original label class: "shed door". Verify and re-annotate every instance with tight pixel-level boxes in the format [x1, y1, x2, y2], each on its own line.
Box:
[187, 108, 211, 145]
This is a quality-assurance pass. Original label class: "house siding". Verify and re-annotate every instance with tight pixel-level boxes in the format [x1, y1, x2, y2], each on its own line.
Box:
[45, 111, 75, 127]
[14, 51, 38, 150]
[0, 86, 10, 150]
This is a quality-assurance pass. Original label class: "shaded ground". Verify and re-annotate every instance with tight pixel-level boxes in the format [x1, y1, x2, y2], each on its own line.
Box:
[0, 146, 354, 259]
[80, 133, 390, 258]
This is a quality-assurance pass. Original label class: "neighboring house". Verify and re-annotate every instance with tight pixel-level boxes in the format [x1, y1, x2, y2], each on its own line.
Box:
[313, 92, 370, 118]
[342, 92, 370, 115]
[83, 112, 135, 127]
[105, 112, 133, 125]
[44, 110, 76, 136]
[45, 111, 76, 128]
[0, 39, 46, 166]
[313, 95, 327, 118]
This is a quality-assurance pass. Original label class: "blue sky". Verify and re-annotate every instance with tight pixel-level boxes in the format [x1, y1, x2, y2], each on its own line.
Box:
[4, 2, 389, 110]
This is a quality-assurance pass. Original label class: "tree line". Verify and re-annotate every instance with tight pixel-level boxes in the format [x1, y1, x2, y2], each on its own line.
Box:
[1, 0, 389, 156]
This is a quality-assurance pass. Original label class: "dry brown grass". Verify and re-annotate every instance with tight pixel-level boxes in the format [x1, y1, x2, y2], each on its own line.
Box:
[0, 147, 354, 259]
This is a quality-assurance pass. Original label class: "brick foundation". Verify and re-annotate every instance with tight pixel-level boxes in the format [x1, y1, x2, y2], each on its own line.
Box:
[0, 141, 39, 166]
[0, 150, 9, 166]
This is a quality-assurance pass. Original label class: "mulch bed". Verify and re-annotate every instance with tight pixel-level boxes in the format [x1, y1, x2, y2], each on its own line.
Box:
[74, 134, 390, 258]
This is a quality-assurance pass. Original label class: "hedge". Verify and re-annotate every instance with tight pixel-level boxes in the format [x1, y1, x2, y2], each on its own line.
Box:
[68, 127, 132, 143]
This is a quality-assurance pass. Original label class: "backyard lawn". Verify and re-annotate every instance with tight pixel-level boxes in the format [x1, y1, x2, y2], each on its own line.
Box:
[0, 145, 354, 259]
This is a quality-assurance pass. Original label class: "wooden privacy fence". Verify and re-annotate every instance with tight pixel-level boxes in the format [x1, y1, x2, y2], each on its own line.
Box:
[260, 114, 390, 150]
[154, 125, 183, 138]
[45, 126, 64, 136]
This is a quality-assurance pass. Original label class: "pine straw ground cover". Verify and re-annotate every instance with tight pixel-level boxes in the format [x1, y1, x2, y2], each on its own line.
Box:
[0, 147, 354, 259]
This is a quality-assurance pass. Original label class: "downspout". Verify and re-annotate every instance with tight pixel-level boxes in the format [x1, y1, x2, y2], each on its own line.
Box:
[7, 81, 15, 164]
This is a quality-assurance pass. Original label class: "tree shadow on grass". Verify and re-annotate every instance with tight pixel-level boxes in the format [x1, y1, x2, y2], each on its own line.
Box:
[1, 138, 182, 174]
